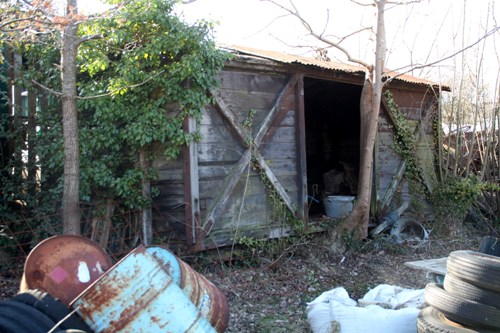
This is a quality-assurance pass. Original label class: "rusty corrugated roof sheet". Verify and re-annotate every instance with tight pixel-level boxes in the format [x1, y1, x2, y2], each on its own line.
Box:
[221, 44, 446, 88]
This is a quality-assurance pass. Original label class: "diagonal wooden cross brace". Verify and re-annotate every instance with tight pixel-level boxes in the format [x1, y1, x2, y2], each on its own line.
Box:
[202, 74, 300, 235]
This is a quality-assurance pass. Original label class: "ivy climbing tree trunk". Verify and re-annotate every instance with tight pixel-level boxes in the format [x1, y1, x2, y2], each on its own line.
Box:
[61, 1, 81, 235]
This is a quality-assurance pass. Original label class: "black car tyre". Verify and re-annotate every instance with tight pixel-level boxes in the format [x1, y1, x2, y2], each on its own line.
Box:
[0, 300, 56, 332]
[447, 251, 500, 292]
[444, 273, 500, 308]
[417, 307, 498, 333]
[425, 283, 500, 330]
[13, 289, 91, 331]
[0, 315, 31, 333]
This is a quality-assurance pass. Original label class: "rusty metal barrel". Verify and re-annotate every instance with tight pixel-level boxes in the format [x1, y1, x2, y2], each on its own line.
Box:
[71, 246, 222, 333]
[147, 246, 229, 333]
[21, 235, 113, 305]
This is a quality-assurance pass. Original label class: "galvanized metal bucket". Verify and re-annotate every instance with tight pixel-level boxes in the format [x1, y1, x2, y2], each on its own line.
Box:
[147, 246, 229, 333]
[71, 246, 222, 333]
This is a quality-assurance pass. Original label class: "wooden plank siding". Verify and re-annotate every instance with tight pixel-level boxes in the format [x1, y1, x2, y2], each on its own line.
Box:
[192, 69, 304, 249]
[151, 52, 443, 250]
[151, 157, 187, 242]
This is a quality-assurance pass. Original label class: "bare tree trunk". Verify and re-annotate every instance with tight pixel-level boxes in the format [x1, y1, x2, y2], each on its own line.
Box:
[61, 15, 81, 234]
[344, 0, 386, 238]
[344, 77, 377, 237]
[139, 149, 153, 245]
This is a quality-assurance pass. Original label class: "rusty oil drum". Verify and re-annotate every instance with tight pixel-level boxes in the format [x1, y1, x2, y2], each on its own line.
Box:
[71, 246, 223, 333]
[147, 245, 229, 333]
[21, 235, 112, 305]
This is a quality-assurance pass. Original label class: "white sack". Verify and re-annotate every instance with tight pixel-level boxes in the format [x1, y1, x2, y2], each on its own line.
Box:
[359, 284, 425, 309]
[306, 285, 424, 333]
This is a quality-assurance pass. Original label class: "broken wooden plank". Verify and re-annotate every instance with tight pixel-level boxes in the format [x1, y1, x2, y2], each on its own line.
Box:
[404, 257, 447, 276]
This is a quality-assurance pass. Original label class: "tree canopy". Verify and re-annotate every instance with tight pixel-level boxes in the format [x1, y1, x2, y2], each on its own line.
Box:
[0, 0, 230, 242]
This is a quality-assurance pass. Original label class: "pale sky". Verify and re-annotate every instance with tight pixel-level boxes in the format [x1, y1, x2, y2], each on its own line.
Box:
[80, 0, 500, 93]
[176, 0, 500, 91]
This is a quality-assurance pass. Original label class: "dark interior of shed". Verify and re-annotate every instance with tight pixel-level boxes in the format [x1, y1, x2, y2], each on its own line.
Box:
[303, 77, 361, 217]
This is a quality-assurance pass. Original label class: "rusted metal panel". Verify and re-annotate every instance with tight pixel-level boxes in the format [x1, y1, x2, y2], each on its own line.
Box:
[22, 235, 112, 306]
[72, 246, 223, 333]
[222, 45, 449, 92]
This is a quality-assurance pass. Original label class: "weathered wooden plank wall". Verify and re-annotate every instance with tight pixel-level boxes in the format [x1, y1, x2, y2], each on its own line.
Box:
[152, 157, 187, 242]
[151, 55, 442, 249]
[197, 69, 301, 248]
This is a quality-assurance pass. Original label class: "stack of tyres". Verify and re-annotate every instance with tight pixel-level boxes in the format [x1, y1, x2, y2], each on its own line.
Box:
[418, 250, 500, 333]
[0, 289, 91, 333]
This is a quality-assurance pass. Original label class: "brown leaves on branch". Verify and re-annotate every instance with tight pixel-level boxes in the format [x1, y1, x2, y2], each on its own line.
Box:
[1, 1, 90, 37]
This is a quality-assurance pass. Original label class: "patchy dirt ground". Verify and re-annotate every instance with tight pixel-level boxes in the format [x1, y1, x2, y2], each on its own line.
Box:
[0, 228, 483, 333]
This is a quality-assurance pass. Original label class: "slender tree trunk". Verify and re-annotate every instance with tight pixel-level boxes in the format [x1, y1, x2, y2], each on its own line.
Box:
[27, 89, 37, 197]
[100, 198, 115, 249]
[344, 0, 386, 238]
[61, 20, 81, 234]
[139, 149, 153, 245]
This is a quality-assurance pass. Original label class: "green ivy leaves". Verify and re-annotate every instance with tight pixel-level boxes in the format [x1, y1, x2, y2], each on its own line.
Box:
[76, 0, 230, 206]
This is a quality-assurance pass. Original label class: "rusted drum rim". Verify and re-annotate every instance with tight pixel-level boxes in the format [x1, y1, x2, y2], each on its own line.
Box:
[147, 245, 229, 333]
[22, 235, 112, 306]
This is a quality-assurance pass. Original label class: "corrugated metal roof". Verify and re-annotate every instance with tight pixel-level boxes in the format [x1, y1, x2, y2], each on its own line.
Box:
[221, 44, 446, 89]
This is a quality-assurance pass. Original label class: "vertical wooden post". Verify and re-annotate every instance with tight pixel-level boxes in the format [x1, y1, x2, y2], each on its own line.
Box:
[183, 116, 201, 249]
[295, 73, 308, 228]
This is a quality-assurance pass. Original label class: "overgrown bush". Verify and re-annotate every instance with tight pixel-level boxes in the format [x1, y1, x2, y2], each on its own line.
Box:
[431, 176, 485, 235]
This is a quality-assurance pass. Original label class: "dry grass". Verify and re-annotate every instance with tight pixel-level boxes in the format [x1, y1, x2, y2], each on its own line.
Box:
[0, 224, 485, 332]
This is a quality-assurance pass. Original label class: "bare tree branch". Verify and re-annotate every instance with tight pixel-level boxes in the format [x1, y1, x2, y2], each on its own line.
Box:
[78, 70, 166, 100]
[30, 69, 167, 100]
[320, 9, 330, 38]
[0, 16, 37, 30]
[337, 27, 373, 44]
[262, 0, 372, 69]
[386, 25, 500, 83]
[31, 79, 63, 96]
[350, 0, 376, 7]
[77, 34, 103, 45]
[250, 13, 292, 37]
[386, 0, 422, 5]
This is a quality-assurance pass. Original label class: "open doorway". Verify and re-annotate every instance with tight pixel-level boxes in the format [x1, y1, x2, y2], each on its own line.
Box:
[304, 77, 362, 217]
